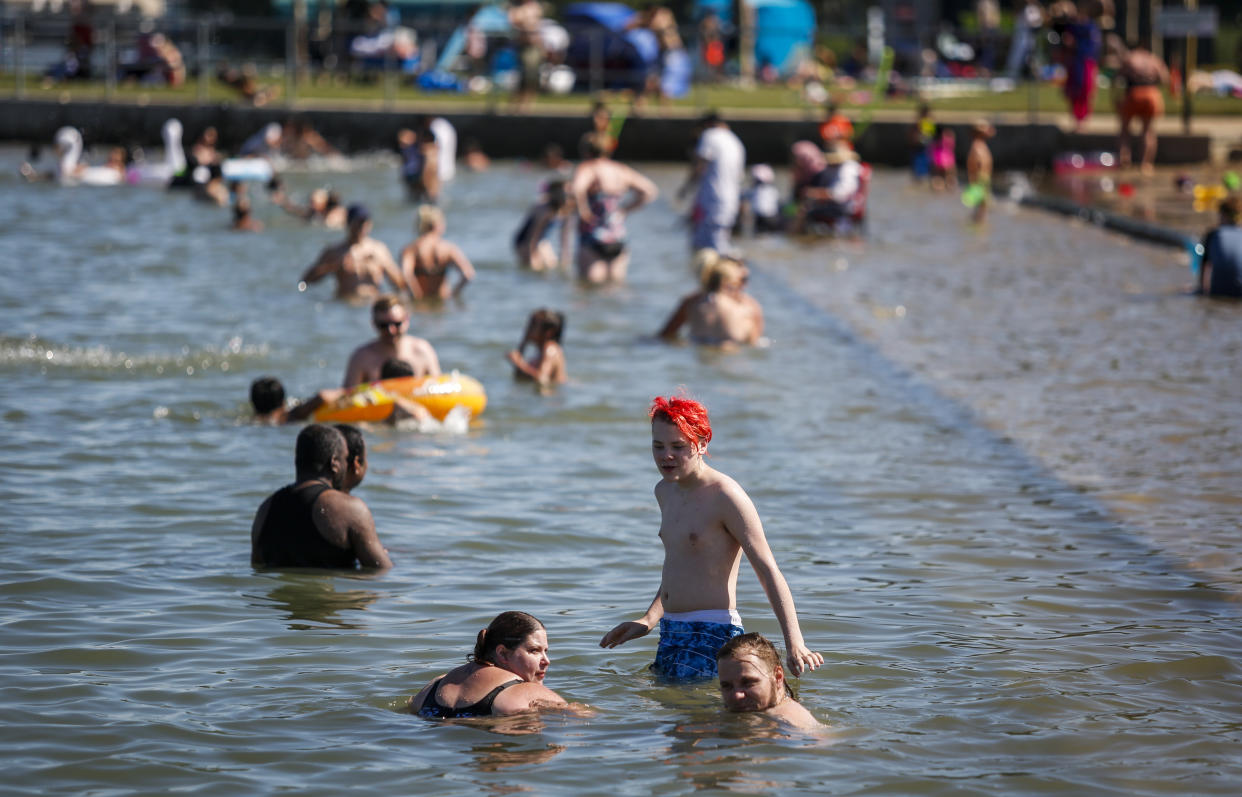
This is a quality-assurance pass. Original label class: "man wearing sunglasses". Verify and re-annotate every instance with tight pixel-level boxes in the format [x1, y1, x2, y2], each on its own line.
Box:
[342, 295, 440, 388]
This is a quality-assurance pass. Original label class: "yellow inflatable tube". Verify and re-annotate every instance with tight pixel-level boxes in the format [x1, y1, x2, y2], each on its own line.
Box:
[313, 372, 487, 424]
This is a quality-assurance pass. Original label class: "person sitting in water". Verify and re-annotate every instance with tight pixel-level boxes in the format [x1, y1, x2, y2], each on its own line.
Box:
[1199, 197, 1242, 298]
[791, 139, 862, 233]
[342, 295, 440, 387]
[400, 205, 475, 301]
[569, 132, 659, 283]
[717, 633, 823, 730]
[300, 204, 406, 301]
[658, 256, 762, 347]
[251, 424, 392, 570]
[513, 180, 574, 271]
[410, 611, 569, 718]
[740, 164, 783, 234]
[249, 376, 343, 425]
[506, 309, 568, 386]
[462, 138, 490, 172]
[600, 396, 823, 680]
[332, 423, 367, 494]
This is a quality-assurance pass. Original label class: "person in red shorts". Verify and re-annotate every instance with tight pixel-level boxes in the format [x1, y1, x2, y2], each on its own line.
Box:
[1116, 39, 1169, 176]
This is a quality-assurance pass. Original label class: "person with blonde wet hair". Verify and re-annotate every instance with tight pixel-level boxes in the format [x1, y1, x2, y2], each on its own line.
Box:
[400, 205, 475, 301]
[717, 633, 822, 730]
[658, 257, 762, 346]
[410, 611, 569, 718]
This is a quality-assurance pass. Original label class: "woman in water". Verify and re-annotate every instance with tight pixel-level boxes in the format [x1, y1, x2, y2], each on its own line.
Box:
[400, 205, 475, 301]
[506, 309, 568, 386]
[410, 611, 569, 718]
[513, 180, 574, 271]
[569, 132, 658, 283]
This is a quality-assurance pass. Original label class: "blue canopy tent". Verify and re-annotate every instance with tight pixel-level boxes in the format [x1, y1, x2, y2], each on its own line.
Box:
[563, 3, 655, 93]
[562, 2, 689, 97]
[692, 0, 815, 76]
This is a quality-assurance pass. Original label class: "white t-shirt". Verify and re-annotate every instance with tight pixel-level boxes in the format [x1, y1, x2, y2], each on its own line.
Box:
[695, 125, 745, 226]
[430, 117, 456, 184]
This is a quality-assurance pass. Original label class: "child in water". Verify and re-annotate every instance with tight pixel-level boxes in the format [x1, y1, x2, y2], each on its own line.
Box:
[513, 180, 574, 271]
[964, 120, 995, 223]
[506, 309, 567, 386]
[929, 125, 957, 192]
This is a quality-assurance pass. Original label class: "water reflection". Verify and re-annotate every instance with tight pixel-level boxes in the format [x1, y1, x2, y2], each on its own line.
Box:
[254, 573, 380, 630]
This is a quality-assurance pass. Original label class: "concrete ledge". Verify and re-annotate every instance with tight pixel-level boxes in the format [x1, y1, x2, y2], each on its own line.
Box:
[1016, 190, 1193, 249]
[0, 98, 1215, 170]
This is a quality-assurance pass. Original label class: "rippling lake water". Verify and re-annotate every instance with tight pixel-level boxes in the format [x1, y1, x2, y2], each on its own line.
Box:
[2, 151, 1240, 795]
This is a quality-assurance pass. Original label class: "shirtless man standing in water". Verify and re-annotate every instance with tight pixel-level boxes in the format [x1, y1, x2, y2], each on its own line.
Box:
[600, 396, 822, 680]
[342, 295, 440, 387]
[300, 204, 405, 300]
[401, 205, 475, 301]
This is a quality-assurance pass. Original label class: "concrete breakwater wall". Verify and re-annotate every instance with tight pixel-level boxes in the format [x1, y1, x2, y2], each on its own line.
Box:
[0, 98, 1212, 169]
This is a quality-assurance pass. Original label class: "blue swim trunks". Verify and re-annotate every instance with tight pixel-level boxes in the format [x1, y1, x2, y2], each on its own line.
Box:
[652, 610, 744, 680]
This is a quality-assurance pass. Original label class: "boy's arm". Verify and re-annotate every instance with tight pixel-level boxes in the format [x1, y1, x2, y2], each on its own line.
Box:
[300, 246, 335, 284]
[599, 588, 664, 648]
[722, 483, 824, 676]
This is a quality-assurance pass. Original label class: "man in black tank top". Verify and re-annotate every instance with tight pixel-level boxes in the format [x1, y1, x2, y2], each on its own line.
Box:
[250, 424, 392, 570]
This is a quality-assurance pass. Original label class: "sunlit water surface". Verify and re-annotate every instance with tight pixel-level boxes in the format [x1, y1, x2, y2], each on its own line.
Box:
[1, 152, 1239, 795]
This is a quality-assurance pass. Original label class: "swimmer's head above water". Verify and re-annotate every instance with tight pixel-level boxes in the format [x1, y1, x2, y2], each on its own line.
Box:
[250, 376, 286, 415]
[470, 611, 550, 682]
[417, 204, 445, 235]
[717, 632, 795, 713]
[332, 423, 367, 493]
[294, 423, 347, 489]
[346, 203, 371, 232]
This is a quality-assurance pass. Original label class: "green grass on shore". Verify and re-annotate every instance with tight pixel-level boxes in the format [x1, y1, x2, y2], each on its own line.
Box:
[3, 73, 1240, 118]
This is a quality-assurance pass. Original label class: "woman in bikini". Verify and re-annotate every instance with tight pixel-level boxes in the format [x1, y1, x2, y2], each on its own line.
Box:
[410, 611, 568, 719]
[400, 205, 476, 301]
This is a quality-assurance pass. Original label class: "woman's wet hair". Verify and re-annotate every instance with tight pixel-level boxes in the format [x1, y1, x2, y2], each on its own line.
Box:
[470, 611, 545, 666]
[250, 376, 285, 413]
[418, 204, 444, 234]
[717, 632, 795, 699]
[531, 308, 565, 342]
[579, 132, 607, 160]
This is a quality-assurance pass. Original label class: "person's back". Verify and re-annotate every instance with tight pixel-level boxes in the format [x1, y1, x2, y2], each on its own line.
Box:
[1204, 222, 1242, 297]
[688, 291, 753, 345]
[253, 481, 358, 568]
[250, 424, 391, 569]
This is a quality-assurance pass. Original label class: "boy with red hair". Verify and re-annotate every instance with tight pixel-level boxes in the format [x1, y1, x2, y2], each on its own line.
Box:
[600, 395, 823, 680]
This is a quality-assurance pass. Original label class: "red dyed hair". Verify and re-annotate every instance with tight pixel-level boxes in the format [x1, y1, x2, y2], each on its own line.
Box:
[649, 395, 712, 446]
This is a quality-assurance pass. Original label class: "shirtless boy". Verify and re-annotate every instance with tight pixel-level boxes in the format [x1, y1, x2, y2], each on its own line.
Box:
[342, 295, 441, 387]
[401, 205, 475, 301]
[717, 633, 822, 730]
[600, 396, 822, 680]
[300, 204, 405, 301]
